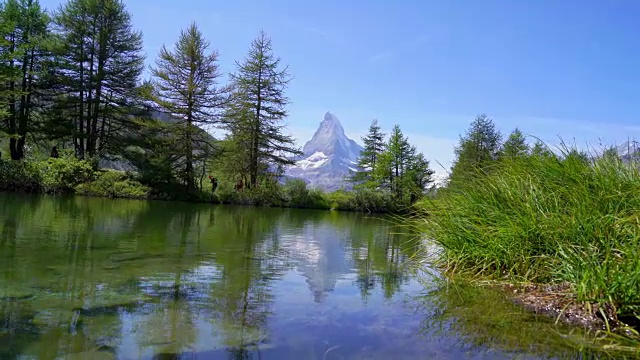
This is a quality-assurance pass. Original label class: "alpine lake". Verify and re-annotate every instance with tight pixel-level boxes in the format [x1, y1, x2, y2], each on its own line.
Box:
[0, 192, 620, 359]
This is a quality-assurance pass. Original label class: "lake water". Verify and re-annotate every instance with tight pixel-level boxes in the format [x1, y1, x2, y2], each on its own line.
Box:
[0, 193, 606, 359]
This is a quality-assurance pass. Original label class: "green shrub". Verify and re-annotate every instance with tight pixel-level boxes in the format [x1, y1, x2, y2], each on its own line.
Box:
[0, 157, 93, 194]
[0, 158, 41, 192]
[36, 157, 94, 194]
[326, 187, 396, 213]
[352, 187, 396, 213]
[75, 170, 151, 199]
[282, 179, 329, 209]
[326, 189, 354, 210]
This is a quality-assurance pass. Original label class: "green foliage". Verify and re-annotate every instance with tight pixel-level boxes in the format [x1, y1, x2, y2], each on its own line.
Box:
[0, 0, 51, 160]
[282, 178, 327, 209]
[75, 169, 150, 199]
[352, 119, 386, 184]
[500, 128, 529, 159]
[351, 123, 434, 207]
[50, 0, 145, 159]
[531, 140, 554, 158]
[37, 157, 94, 193]
[0, 155, 92, 194]
[0, 158, 41, 191]
[150, 22, 227, 192]
[418, 145, 640, 322]
[325, 188, 396, 213]
[450, 114, 502, 184]
[225, 31, 301, 188]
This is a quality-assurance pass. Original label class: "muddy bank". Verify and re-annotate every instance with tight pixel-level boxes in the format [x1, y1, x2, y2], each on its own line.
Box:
[490, 282, 625, 331]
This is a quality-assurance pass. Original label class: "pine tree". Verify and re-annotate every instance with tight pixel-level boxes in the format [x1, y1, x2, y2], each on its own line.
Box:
[351, 119, 385, 185]
[0, 0, 50, 159]
[217, 100, 253, 186]
[150, 22, 228, 192]
[500, 127, 529, 159]
[531, 140, 553, 158]
[386, 125, 411, 199]
[226, 31, 301, 188]
[404, 150, 434, 203]
[450, 114, 502, 183]
[50, 0, 144, 159]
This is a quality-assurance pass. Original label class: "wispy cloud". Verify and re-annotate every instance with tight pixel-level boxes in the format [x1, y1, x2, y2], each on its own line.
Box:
[368, 50, 395, 65]
[367, 34, 430, 66]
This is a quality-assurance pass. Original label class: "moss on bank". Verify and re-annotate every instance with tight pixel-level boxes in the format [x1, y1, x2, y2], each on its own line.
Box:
[415, 149, 640, 349]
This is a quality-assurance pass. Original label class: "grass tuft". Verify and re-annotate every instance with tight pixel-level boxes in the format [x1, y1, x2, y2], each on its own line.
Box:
[415, 145, 640, 329]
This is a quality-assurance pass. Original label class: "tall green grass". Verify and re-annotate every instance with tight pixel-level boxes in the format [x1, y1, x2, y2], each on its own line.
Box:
[416, 147, 640, 324]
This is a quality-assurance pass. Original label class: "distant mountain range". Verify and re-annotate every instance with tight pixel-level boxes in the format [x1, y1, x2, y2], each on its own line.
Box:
[285, 112, 363, 191]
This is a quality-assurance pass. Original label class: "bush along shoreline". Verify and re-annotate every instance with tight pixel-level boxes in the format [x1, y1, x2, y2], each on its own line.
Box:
[0, 156, 418, 213]
[414, 116, 640, 354]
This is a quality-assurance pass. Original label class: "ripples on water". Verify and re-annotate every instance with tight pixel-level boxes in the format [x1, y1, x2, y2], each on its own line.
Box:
[0, 193, 608, 359]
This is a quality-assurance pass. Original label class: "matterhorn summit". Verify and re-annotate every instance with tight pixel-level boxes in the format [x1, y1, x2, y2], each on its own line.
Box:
[285, 112, 363, 191]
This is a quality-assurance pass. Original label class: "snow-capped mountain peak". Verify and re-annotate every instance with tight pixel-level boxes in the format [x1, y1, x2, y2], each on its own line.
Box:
[286, 112, 363, 191]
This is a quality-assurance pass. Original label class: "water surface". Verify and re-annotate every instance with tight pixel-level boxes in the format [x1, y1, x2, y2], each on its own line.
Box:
[0, 193, 607, 359]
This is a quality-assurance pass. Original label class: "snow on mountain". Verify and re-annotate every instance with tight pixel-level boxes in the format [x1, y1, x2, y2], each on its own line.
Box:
[286, 112, 364, 191]
[615, 140, 640, 162]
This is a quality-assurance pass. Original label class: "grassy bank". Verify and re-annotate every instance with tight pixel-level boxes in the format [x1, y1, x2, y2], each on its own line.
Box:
[415, 148, 640, 339]
[0, 157, 405, 213]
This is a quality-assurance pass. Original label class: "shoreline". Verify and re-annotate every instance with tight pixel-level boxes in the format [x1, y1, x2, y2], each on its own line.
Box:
[492, 282, 609, 330]
[435, 270, 633, 336]
[0, 188, 397, 214]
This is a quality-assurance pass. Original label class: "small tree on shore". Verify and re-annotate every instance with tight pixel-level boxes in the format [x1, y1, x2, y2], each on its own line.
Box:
[500, 128, 529, 159]
[351, 119, 385, 186]
[450, 114, 502, 184]
[150, 22, 228, 192]
[225, 31, 301, 188]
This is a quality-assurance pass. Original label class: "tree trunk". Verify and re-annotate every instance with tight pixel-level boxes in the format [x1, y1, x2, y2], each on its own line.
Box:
[85, 31, 97, 157]
[8, 32, 18, 160]
[251, 71, 263, 189]
[90, 23, 108, 158]
[77, 43, 86, 159]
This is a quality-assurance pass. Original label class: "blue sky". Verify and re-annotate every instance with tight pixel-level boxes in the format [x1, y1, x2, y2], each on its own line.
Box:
[40, 0, 640, 177]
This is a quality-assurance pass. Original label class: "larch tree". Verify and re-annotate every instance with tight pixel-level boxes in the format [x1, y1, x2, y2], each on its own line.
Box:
[364, 123, 434, 204]
[226, 31, 301, 189]
[0, 0, 50, 159]
[500, 127, 529, 159]
[449, 114, 502, 184]
[351, 119, 385, 185]
[150, 22, 228, 192]
[531, 140, 554, 158]
[51, 0, 144, 159]
[404, 150, 434, 203]
[386, 124, 412, 199]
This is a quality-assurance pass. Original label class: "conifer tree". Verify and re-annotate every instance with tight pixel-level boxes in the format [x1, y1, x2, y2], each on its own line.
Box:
[500, 127, 529, 159]
[531, 140, 553, 158]
[0, 0, 50, 159]
[50, 0, 144, 159]
[404, 150, 434, 203]
[351, 119, 385, 185]
[226, 31, 301, 188]
[386, 125, 412, 199]
[366, 124, 434, 204]
[450, 114, 502, 183]
[150, 22, 228, 191]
